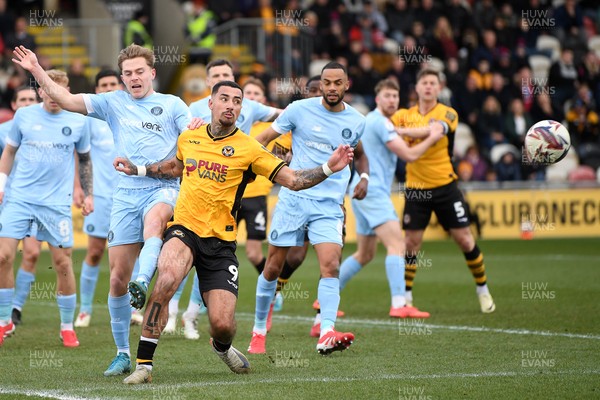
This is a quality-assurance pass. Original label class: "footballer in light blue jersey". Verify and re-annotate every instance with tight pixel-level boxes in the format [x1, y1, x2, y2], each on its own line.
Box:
[11, 44, 198, 363]
[272, 96, 365, 204]
[0, 70, 94, 348]
[338, 79, 443, 321]
[190, 96, 277, 135]
[249, 62, 366, 356]
[0, 87, 43, 329]
[6, 103, 90, 208]
[82, 89, 190, 189]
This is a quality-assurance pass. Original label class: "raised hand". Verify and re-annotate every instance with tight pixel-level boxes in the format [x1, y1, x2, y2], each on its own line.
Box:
[327, 144, 354, 173]
[12, 46, 39, 71]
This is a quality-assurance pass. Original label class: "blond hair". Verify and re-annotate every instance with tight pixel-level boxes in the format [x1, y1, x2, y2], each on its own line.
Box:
[46, 69, 69, 86]
[117, 44, 154, 70]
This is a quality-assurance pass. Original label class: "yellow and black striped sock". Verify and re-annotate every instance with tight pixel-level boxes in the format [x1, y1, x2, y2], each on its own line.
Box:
[137, 338, 157, 366]
[464, 245, 487, 286]
[404, 253, 418, 292]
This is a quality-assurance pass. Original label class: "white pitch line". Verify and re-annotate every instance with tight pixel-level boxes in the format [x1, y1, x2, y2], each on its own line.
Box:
[28, 302, 600, 340]
[4, 369, 598, 398]
[235, 312, 600, 341]
[0, 388, 104, 400]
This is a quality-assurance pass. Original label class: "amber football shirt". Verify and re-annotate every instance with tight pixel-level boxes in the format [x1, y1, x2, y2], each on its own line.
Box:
[170, 124, 286, 241]
[391, 103, 459, 189]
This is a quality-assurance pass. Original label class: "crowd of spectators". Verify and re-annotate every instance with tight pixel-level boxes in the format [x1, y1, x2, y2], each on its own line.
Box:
[1, 0, 600, 182]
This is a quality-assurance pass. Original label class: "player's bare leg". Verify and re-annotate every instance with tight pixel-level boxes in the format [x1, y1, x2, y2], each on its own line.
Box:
[205, 289, 250, 374]
[124, 238, 192, 383]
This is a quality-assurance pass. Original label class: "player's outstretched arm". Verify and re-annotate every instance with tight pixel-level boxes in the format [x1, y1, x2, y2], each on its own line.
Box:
[114, 156, 184, 179]
[255, 125, 281, 146]
[274, 144, 354, 191]
[388, 121, 445, 162]
[78, 152, 94, 216]
[12, 46, 87, 114]
[0, 144, 17, 204]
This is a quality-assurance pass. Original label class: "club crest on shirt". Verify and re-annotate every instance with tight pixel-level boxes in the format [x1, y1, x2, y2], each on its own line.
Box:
[107, 230, 114, 243]
[151, 106, 163, 116]
[62, 127, 72, 136]
[222, 146, 235, 157]
[445, 111, 456, 122]
[342, 128, 352, 139]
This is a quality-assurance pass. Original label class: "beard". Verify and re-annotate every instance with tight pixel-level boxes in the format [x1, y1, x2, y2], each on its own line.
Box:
[323, 91, 345, 107]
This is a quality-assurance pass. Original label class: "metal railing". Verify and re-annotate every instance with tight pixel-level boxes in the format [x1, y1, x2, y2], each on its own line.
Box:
[213, 18, 313, 78]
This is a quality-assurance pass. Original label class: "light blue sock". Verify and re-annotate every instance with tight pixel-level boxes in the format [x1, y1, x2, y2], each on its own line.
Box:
[385, 255, 405, 298]
[339, 256, 362, 291]
[0, 288, 14, 321]
[131, 258, 140, 280]
[57, 294, 76, 324]
[12, 268, 35, 310]
[130, 258, 140, 314]
[108, 293, 131, 353]
[190, 274, 202, 305]
[136, 237, 163, 285]
[79, 261, 100, 314]
[318, 277, 340, 333]
[253, 273, 277, 332]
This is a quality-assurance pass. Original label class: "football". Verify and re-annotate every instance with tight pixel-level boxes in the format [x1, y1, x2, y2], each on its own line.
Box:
[524, 120, 571, 165]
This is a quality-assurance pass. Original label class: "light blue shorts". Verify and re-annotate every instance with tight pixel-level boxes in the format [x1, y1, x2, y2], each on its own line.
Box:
[269, 191, 344, 247]
[0, 200, 73, 248]
[352, 194, 398, 236]
[108, 185, 179, 247]
[84, 195, 113, 239]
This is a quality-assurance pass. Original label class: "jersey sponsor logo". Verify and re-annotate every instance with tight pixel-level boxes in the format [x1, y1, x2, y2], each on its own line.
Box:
[222, 146, 235, 157]
[311, 125, 322, 132]
[25, 141, 70, 151]
[341, 128, 352, 139]
[188, 140, 201, 144]
[151, 106, 163, 116]
[118, 117, 162, 132]
[184, 158, 229, 182]
[305, 140, 334, 152]
[62, 127, 72, 136]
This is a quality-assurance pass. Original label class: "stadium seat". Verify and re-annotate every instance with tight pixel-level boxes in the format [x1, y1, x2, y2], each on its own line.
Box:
[309, 59, 330, 78]
[528, 55, 552, 82]
[545, 147, 579, 181]
[453, 122, 475, 159]
[577, 142, 600, 170]
[588, 35, 600, 56]
[490, 143, 520, 165]
[536, 35, 561, 61]
[568, 165, 596, 181]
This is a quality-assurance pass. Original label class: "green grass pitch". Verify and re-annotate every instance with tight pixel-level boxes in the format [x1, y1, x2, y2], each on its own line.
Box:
[0, 238, 598, 399]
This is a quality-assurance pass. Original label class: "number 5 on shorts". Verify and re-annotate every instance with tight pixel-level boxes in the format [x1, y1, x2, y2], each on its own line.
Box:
[454, 201, 465, 218]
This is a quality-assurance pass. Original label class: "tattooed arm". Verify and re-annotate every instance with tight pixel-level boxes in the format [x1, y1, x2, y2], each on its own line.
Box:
[114, 156, 184, 179]
[78, 151, 94, 216]
[273, 144, 354, 191]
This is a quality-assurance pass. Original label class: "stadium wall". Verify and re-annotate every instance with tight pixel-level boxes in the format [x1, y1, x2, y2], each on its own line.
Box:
[69, 187, 600, 248]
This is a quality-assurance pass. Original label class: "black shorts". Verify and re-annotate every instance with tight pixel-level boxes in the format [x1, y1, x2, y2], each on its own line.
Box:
[164, 225, 239, 301]
[402, 181, 470, 231]
[236, 196, 267, 241]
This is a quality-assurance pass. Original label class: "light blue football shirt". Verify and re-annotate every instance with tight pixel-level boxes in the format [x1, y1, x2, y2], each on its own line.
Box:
[0, 119, 16, 199]
[189, 96, 277, 135]
[7, 103, 91, 206]
[349, 108, 397, 197]
[82, 90, 191, 189]
[87, 117, 118, 198]
[272, 97, 365, 203]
